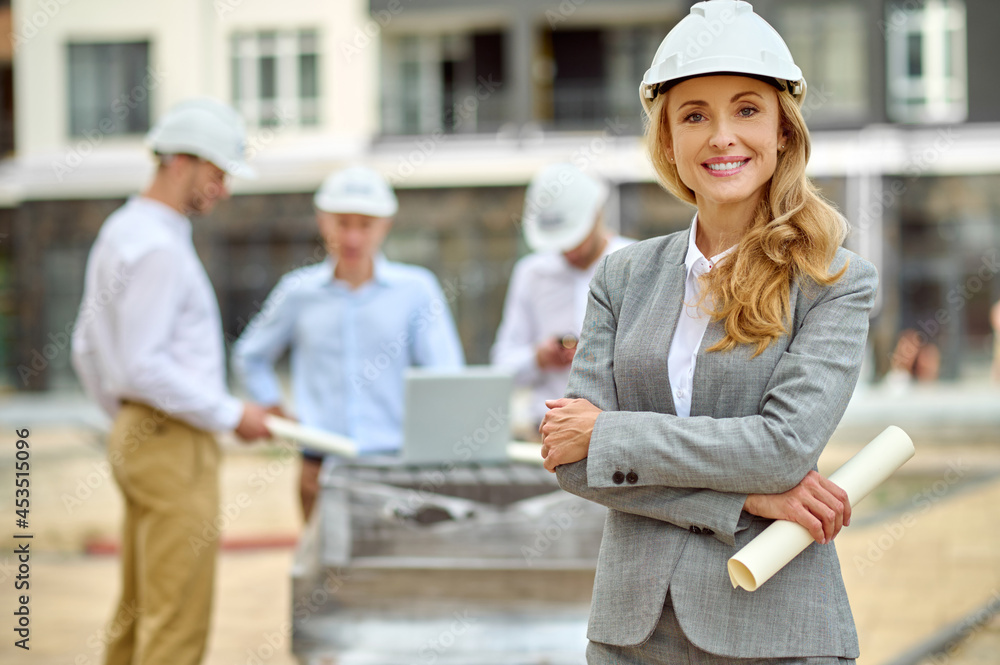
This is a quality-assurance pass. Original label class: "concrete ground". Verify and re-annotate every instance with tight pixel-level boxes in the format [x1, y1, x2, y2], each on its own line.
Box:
[1, 380, 999, 665]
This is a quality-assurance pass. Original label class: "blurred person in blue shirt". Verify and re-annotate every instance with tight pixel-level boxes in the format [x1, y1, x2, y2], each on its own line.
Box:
[233, 166, 464, 519]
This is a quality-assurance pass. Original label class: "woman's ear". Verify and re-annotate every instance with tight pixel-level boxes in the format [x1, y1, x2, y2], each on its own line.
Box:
[779, 125, 793, 150]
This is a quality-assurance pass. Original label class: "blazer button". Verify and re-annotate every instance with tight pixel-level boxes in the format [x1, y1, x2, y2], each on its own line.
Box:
[625, 471, 638, 484]
[612, 471, 625, 485]
[689, 525, 703, 535]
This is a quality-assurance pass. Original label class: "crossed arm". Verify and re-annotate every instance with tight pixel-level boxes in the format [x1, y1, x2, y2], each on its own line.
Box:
[546, 252, 877, 546]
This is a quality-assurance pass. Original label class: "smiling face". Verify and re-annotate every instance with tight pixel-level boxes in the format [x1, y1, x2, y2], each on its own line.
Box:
[664, 75, 786, 214]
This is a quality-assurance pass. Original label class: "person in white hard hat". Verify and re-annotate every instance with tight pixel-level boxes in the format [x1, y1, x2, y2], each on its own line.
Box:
[232, 165, 464, 520]
[70, 97, 272, 665]
[490, 163, 632, 437]
[539, 2, 876, 663]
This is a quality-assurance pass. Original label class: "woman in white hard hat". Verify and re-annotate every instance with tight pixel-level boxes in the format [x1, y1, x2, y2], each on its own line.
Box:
[540, 2, 875, 663]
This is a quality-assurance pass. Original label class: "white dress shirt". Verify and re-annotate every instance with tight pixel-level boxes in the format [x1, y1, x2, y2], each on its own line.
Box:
[71, 196, 243, 432]
[667, 217, 736, 418]
[491, 235, 633, 423]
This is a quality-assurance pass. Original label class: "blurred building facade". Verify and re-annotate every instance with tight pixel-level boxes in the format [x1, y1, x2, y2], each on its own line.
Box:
[3, 0, 999, 390]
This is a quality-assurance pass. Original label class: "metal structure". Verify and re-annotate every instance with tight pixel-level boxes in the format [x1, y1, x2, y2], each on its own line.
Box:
[291, 460, 606, 664]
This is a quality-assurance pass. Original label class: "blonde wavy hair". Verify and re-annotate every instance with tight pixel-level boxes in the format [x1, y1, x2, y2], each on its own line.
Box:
[644, 84, 849, 356]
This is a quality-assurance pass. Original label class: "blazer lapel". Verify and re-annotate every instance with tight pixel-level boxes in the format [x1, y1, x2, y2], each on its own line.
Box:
[631, 234, 688, 416]
[690, 319, 726, 417]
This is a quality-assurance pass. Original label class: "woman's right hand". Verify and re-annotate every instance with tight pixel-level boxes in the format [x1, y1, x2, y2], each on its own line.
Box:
[743, 471, 851, 544]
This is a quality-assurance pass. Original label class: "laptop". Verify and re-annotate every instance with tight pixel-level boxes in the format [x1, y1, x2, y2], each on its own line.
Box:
[401, 366, 513, 465]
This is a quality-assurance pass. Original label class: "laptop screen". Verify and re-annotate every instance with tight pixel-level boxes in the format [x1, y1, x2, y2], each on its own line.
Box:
[402, 367, 514, 465]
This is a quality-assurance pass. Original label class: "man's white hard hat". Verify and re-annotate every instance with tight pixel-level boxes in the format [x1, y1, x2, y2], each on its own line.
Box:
[145, 98, 256, 178]
[313, 166, 398, 218]
[640, 0, 805, 113]
[522, 163, 607, 254]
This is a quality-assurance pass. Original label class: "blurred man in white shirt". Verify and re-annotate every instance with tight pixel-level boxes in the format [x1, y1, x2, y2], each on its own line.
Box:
[71, 98, 270, 665]
[491, 164, 632, 436]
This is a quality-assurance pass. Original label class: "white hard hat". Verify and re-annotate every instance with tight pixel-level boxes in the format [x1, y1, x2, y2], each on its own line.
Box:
[313, 166, 398, 217]
[640, 0, 805, 113]
[145, 98, 256, 178]
[522, 164, 607, 253]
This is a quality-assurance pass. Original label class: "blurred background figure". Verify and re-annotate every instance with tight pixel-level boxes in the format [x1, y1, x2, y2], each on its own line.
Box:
[491, 163, 632, 439]
[886, 328, 942, 388]
[70, 98, 271, 665]
[992, 299, 1000, 382]
[232, 166, 464, 521]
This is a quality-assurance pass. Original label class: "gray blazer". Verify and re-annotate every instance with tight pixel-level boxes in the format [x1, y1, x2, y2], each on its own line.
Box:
[556, 229, 877, 658]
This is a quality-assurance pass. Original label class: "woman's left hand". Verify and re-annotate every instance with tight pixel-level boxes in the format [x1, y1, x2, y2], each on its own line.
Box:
[539, 398, 602, 472]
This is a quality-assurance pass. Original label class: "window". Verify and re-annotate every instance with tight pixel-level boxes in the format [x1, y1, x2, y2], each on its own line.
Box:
[67, 42, 151, 137]
[232, 29, 320, 128]
[885, 0, 967, 124]
[380, 31, 506, 135]
[541, 24, 667, 133]
[779, 3, 869, 125]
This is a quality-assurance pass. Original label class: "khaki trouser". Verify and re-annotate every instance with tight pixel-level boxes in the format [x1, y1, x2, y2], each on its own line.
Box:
[104, 401, 221, 665]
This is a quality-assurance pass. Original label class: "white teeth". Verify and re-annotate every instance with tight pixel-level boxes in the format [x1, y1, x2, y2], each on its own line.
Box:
[706, 160, 746, 171]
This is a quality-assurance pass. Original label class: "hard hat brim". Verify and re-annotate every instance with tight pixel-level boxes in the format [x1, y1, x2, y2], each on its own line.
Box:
[313, 193, 398, 218]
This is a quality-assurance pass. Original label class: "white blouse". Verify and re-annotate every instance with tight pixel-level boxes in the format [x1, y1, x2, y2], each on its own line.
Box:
[667, 217, 735, 418]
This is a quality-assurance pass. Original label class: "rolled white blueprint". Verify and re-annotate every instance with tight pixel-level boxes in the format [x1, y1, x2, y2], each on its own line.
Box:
[727, 425, 914, 591]
[508, 441, 545, 465]
[264, 415, 358, 458]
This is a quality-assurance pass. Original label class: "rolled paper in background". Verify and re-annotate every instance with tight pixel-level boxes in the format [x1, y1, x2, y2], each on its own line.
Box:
[727, 425, 915, 592]
[264, 415, 359, 458]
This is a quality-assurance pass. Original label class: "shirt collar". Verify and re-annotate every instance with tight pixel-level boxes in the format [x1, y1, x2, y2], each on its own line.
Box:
[323, 253, 392, 286]
[685, 214, 737, 277]
[130, 195, 193, 240]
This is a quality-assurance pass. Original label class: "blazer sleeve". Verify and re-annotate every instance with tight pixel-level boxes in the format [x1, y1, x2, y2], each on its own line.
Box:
[556, 255, 750, 546]
[583, 251, 878, 495]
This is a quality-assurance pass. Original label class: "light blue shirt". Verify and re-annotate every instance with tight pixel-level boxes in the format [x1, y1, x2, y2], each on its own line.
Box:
[232, 256, 465, 455]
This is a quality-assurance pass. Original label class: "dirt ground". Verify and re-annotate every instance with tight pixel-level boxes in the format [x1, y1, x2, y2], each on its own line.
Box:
[2, 421, 1000, 665]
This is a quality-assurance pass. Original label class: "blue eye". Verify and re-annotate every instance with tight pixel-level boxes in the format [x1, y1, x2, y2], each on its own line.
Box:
[685, 112, 704, 123]
[738, 106, 759, 117]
